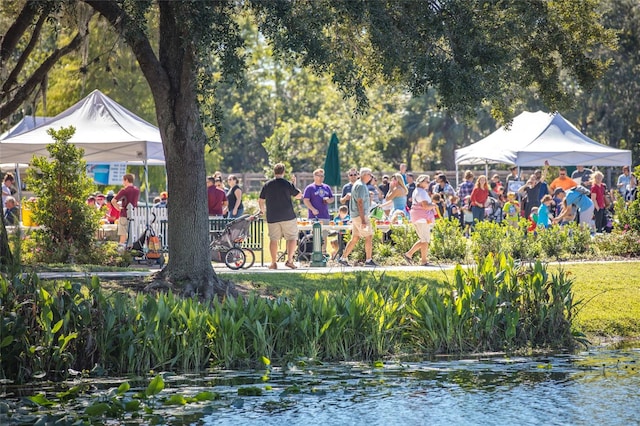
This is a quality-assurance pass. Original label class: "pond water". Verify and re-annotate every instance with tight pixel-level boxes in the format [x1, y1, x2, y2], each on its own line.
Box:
[2, 345, 639, 425]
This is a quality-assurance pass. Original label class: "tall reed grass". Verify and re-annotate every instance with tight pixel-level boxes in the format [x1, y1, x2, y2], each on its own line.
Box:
[0, 254, 580, 383]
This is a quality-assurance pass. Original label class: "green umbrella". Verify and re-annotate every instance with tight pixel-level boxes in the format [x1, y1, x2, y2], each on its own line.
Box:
[323, 133, 341, 187]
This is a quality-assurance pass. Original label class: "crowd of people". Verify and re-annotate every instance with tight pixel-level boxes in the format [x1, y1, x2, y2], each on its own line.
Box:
[3, 162, 637, 266]
[255, 162, 638, 268]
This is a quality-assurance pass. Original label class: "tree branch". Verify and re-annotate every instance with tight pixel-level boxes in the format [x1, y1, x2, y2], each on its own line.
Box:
[0, 31, 86, 120]
[84, 1, 169, 97]
[0, 0, 41, 64]
[2, 13, 48, 96]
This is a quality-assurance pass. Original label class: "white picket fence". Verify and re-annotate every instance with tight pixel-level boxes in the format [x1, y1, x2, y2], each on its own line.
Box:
[126, 206, 168, 248]
[125, 206, 264, 265]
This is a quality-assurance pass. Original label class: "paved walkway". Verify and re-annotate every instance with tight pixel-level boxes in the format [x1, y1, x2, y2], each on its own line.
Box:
[35, 262, 453, 280]
[34, 258, 640, 280]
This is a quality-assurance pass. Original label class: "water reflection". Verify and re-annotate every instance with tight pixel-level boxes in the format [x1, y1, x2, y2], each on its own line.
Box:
[1, 347, 638, 425]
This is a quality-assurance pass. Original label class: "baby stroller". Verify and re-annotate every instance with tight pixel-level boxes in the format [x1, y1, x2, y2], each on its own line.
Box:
[485, 197, 503, 223]
[130, 223, 165, 267]
[210, 214, 258, 270]
[297, 231, 315, 262]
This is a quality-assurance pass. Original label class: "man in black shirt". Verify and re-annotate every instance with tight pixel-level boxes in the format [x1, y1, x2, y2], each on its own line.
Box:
[258, 163, 302, 270]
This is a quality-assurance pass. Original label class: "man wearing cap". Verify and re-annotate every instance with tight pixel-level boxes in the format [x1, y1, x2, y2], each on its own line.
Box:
[553, 186, 594, 232]
[337, 167, 377, 267]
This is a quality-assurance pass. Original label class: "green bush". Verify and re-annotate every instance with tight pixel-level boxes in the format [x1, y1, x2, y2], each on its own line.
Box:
[343, 226, 386, 263]
[470, 220, 504, 261]
[564, 222, 592, 255]
[593, 229, 640, 257]
[25, 127, 101, 264]
[389, 224, 418, 256]
[538, 225, 568, 259]
[502, 219, 540, 261]
[430, 218, 467, 262]
[615, 166, 640, 233]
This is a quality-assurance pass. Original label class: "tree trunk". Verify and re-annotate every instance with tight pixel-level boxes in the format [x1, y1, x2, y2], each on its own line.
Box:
[152, 3, 228, 298]
[86, 0, 229, 298]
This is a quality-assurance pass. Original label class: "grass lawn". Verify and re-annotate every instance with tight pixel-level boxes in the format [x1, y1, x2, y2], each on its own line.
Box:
[221, 260, 640, 339]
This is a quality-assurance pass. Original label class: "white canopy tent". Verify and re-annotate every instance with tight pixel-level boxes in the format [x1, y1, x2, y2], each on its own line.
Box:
[1, 116, 51, 172]
[455, 110, 632, 167]
[0, 90, 164, 164]
[0, 115, 52, 141]
[0, 90, 165, 231]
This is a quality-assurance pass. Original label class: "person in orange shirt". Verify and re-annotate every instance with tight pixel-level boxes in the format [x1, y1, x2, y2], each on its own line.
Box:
[549, 167, 576, 192]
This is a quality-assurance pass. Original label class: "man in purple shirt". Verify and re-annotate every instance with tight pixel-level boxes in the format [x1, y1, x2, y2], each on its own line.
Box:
[303, 168, 334, 221]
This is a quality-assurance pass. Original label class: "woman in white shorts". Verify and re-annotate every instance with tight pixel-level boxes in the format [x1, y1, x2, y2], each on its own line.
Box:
[403, 175, 436, 266]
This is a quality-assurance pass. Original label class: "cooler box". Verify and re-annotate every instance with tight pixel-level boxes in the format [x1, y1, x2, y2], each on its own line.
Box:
[21, 203, 35, 227]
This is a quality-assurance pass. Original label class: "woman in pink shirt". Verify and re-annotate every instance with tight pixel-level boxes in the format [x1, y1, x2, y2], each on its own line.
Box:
[470, 175, 489, 224]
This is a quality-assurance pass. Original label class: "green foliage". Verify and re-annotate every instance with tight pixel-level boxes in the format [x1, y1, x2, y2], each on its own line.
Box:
[593, 230, 640, 257]
[1, 257, 582, 383]
[25, 127, 101, 263]
[430, 218, 468, 262]
[407, 254, 578, 353]
[470, 221, 504, 261]
[538, 225, 568, 259]
[615, 186, 640, 233]
[564, 222, 592, 255]
[502, 219, 541, 261]
[0, 275, 97, 383]
[344, 227, 388, 264]
[388, 225, 418, 256]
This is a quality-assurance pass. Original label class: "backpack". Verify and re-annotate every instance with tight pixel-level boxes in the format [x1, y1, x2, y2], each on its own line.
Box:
[574, 185, 591, 196]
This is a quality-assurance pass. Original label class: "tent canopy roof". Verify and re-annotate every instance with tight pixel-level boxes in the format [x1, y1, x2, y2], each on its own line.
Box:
[0, 115, 52, 141]
[0, 90, 164, 164]
[455, 111, 632, 167]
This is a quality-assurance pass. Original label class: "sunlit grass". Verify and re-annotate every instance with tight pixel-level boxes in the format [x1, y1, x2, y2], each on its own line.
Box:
[548, 261, 640, 337]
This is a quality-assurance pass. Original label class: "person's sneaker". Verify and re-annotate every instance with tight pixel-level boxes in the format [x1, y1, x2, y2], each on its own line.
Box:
[364, 259, 378, 267]
[337, 258, 351, 266]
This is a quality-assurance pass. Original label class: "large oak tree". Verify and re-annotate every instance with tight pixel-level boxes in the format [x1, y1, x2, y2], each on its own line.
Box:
[2, 0, 614, 295]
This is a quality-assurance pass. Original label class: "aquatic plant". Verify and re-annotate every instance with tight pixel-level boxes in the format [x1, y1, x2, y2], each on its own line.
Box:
[0, 255, 580, 384]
